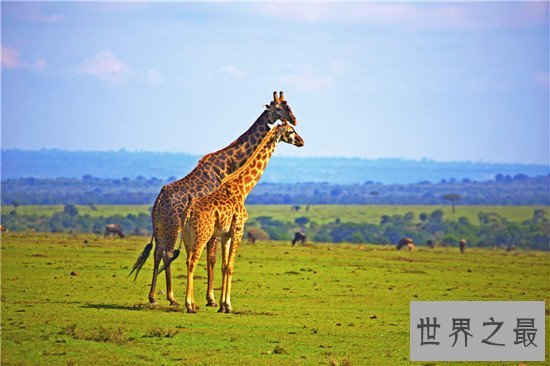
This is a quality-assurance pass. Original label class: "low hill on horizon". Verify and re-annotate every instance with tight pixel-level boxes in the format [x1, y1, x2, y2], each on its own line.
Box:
[2, 149, 548, 185]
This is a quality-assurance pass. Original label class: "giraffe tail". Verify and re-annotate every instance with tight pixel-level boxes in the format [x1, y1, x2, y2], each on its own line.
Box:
[158, 248, 181, 274]
[128, 238, 153, 281]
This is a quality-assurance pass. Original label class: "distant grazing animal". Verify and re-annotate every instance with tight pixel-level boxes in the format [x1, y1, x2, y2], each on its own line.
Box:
[506, 244, 516, 252]
[426, 240, 435, 248]
[459, 239, 467, 253]
[0, 225, 7, 233]
[397, 237, 414, 250]
[247, 231, 256, 244]
[129, 91, 300, 307]
[292, 232, 307, 246]
[179, 122, 304, 313]
[105, 224, 125, 238]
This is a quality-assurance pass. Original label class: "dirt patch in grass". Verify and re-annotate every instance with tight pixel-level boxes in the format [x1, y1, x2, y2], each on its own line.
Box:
[401, 269, 427, 274]
[391, 256, 425, 263]
[232, 309, 276, 316]
[144, 327, 181, 338]
[61, 323, 128, 344]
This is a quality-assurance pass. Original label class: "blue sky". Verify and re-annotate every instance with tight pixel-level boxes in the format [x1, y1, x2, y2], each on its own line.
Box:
[1, 1, 548, 165]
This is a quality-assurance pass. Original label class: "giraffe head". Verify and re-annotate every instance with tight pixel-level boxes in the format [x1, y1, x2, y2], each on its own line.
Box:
[265, 91, 297, 126]
[275, 121, 304, 147]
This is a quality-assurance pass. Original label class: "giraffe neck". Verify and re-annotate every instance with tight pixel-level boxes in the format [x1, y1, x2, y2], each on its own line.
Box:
[199, 110, 272, 180]
[225, 128, 280, 198]
[232, 110, 272, 153]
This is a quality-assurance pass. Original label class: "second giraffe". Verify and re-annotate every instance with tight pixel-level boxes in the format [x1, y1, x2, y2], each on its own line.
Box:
[182, 121, 304, 313]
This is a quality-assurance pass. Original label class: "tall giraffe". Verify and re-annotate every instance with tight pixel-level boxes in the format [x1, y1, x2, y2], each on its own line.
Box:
[129, 92, 299, 306]
[181, 122, 304, 313]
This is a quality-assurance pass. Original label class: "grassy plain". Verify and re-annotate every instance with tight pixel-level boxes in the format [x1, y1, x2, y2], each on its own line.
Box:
[3, 204, 546, 225]
[1, 232, 549, 365]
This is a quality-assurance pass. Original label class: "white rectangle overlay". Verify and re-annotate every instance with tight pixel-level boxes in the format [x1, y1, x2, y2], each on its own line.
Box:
[410, 301, 545, 361]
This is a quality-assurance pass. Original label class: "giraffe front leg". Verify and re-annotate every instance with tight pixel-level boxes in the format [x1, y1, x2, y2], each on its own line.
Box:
[205, 237, 218, 307]
[185, 253, 198, 313]
[218, 233, 232, 313]
[185, 229, 211, 313]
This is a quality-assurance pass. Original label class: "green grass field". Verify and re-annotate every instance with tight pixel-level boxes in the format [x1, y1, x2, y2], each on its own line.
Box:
[3, 204, 547, 225]
[1, 232, 548, 365]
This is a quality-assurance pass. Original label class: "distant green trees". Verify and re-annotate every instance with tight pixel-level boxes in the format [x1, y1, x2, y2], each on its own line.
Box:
[2, 211, 152, 236]
[242, 209, 548, 250]
[2, 175, 549, 205]
[2, 206, 548, 251]
[442, 193, 461, 213]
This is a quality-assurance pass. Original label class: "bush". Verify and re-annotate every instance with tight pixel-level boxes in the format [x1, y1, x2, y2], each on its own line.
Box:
[246, 227, 269, 241]
[64, 204, 79, 217]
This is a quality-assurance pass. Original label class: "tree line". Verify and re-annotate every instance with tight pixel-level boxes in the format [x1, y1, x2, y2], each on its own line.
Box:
[3, 205, 548, 251]
[247, 209, 549, 251]
[2, 174, 549, 206]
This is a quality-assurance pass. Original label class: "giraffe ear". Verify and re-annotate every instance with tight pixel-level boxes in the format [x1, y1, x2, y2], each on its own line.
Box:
[264, 104, 270, 109]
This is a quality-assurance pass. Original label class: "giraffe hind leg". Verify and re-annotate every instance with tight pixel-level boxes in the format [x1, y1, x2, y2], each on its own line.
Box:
[205, 236, 219, 307]
[163, 254, 179, 306]
[148, 249, 162, 304]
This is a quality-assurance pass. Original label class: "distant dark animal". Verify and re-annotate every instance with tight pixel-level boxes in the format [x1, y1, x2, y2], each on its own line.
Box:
[0, 225, 7, 233]
[104, 224, 125, 238]
[426, 240, 435, 248]
[459, 239, 467, 253]
[506, 244, 516, 252]
[292, 232, 307, 246]
[397, 237, 414, 250]
[247, 231, 256, 244]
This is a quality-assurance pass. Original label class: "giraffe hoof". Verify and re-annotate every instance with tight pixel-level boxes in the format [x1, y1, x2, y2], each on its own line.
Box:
[206, 301, 218, 307]
[169, 301, 180, 307]
[218, 304, 231, 313]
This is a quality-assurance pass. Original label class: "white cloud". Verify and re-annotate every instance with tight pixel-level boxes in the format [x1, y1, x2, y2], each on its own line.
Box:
[1, 46, 47, 71]
[1, 46, 20, 69]
[76, 50, 131, 83]
[76, 50, 163, 85]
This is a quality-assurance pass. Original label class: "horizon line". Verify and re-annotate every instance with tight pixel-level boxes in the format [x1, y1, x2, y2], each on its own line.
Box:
[2, 147, 549, 167]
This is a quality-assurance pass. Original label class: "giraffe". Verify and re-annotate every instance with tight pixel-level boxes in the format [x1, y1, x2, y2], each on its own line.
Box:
[129, 92, 299, 306]
[181, 122, 304, 313]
